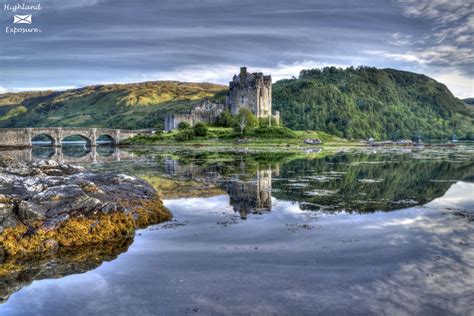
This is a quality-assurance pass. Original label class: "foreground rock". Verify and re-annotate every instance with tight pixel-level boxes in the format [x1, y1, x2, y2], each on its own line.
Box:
[0, 156, 172, 259]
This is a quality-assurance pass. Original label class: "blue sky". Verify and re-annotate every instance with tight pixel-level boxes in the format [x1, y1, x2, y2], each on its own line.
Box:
[0, 0, 472, 97]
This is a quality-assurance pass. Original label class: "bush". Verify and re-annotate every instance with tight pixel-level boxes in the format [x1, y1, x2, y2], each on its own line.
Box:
[193, 122, 208, 136]
[258, 116, 279, 127]
[178, 121, 191, 130]
[248, 126, 296, 138]
[174, 128, 195, 141]
[122, 133, 164, 144]
[216, 111, 235, 127]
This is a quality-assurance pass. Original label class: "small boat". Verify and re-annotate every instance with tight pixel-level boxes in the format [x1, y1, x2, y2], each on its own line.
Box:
[304, 138, 322, 145]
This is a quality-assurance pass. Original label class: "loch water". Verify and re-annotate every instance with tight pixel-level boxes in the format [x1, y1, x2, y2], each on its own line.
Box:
[0, 144, 473, 315]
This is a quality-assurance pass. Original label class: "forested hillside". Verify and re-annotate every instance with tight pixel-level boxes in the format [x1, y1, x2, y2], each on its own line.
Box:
[273, 67, 474, 140]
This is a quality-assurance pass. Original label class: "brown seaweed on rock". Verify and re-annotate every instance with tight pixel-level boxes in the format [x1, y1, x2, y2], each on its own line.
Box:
[0, 156, 172, 260]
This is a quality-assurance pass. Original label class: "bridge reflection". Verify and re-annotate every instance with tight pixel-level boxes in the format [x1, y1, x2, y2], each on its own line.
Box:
[0, 145, 137, 164]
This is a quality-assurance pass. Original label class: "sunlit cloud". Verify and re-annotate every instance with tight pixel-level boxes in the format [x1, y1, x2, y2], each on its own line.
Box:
[143, 61, 350, 85]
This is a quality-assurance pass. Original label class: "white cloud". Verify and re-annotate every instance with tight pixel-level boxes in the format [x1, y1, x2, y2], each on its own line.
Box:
[365, 45, 474, 66]
[429, 71, 474, 99]
[389, 33, 413, 46]
[0, 86, 9, 94]
[143, 60, 350, 84]
[397, 0, 471, 24]
[391, 0, 474, 87]
[43, 0, 101, 9]
[5, 86, 77, 92]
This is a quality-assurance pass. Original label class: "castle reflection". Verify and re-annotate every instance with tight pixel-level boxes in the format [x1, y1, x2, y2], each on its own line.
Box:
[162, 157, 276, 219]
[223, 168, 272, 219]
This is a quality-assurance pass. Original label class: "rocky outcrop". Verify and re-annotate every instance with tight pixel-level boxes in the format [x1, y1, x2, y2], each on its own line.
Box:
[0, 156, 172, 259]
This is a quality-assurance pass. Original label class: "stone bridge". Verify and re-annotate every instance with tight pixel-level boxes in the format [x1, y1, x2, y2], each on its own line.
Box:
[0, 128, 151, 147]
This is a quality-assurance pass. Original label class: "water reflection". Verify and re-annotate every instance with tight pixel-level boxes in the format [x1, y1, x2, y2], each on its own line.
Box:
[0, 145, 136, 164]
[223, 167, 272, 219]
[161, 157, 277, 219]
[273, 152, 474, 212]
[0, 146, 473, 314]
[0, 238, 133, 303]
[150, 149, 473, 216]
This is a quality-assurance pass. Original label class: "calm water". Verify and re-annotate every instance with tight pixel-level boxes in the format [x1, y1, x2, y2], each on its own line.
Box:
[0, 145, 473, 315]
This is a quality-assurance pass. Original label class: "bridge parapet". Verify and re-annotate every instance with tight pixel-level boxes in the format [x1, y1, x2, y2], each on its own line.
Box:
[0, 128, 151, 147]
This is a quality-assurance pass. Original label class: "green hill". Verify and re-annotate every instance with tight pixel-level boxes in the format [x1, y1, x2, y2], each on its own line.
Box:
[0, 81, 227, 129]
[273, 67, 474, 140]
[1, 67, 472, 140]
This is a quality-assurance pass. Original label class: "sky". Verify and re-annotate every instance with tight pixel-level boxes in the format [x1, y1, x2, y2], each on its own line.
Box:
[0, 0, 472, 98]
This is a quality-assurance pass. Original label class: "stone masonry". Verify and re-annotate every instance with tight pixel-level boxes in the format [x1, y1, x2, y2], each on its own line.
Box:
[164, 100, 226, 131]
[164, 67, 280, 131]
[228, 67, 272, 117]
[0, 128, 145, 147]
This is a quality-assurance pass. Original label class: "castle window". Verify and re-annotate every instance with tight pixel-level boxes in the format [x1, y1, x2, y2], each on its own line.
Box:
[241, 96, 245, 104]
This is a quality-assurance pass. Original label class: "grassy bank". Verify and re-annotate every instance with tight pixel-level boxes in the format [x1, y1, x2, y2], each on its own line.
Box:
[125, 126, 353, 149]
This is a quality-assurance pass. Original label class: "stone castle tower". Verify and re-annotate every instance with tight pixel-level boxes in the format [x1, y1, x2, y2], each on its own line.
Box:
[228, 67, 276, 120]
[164, 66, 279, 130]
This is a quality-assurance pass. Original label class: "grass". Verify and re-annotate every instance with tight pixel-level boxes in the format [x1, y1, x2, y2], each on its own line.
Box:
[125, 126, 354, 149]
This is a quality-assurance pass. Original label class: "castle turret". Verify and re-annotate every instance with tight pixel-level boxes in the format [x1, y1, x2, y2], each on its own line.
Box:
[228, 67, 276, 123]
[240, 67, 247, 76]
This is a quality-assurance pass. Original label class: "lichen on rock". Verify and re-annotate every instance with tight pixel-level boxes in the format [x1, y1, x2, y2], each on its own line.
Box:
[0, 156, 172, 259]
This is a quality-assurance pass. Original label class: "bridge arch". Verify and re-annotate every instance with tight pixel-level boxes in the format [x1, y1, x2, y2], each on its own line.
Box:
[96, 134, 115, 145]
[31, 133, 56, 146]
[60, 129, 95, 147]
[0, 127, 144, 147]
[61, 134, 92, 146]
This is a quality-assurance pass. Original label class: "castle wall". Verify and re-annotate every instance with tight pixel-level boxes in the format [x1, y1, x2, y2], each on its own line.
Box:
[164, 100, 226, 131]
[257, 76, 272, 117]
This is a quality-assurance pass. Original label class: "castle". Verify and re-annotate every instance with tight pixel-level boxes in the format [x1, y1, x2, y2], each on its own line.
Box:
[164, 67, 280, 131]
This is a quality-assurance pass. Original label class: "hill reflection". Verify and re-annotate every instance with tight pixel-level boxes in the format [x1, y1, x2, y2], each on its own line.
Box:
[149, 149, 473, 215]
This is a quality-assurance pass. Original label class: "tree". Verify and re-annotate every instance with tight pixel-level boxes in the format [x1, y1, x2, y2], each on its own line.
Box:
[234, 107, 258, 136]
[193, 122, 208, 136]
[178, 121, 191, 130]
[216, 111, 235, 127]
[175, 128, 195, 141]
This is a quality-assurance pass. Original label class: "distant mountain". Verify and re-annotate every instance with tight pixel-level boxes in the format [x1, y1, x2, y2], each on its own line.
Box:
[463, 98, 474, 110]
[0, 81, 227, 129]
[273, 67, 474, 140]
